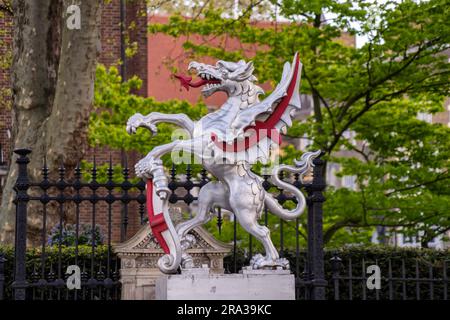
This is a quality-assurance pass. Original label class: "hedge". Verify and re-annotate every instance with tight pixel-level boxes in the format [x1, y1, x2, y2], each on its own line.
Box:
[1, 245, 449, 300]
[0, 245, 118, 300]
[224, 246, 450, 300]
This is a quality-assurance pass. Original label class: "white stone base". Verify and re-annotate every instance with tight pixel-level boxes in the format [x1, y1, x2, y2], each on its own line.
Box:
[155, 269, 295, 300]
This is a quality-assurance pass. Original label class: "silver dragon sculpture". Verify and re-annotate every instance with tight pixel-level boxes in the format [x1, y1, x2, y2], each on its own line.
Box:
[126, 53, 320, 273]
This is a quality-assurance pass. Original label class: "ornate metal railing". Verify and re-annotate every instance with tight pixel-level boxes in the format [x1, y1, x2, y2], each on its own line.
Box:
[329, 252, 450, 300]
[1, 149, 449, 300]
[3, 148, 327, 300]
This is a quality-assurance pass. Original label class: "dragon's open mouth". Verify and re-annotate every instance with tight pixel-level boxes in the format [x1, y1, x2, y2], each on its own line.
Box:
[174, 73, 221, 91]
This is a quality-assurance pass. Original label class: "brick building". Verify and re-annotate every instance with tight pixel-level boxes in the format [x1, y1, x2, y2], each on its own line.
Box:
[0, 10, 12, 186]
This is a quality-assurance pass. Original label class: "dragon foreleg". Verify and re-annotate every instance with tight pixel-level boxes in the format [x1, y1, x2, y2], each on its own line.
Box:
[135, 137, 202, 273]
[134, 138, 196, 274]
[126, 112, 195, 136]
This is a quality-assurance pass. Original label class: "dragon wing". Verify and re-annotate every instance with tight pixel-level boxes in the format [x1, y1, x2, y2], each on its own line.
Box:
[231, 52, 302, 136]
[210, 53, 302, 164]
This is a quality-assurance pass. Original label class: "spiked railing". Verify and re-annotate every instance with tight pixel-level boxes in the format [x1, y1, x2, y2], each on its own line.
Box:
[8, 149, 327, 300]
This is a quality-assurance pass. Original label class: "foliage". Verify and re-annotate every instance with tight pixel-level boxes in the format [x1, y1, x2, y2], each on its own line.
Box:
[90, 65, 208, 170]
[147, 0, 273, 18]
[2, 243, 448, 300]
[47, 224, 104, 247]
[205, 206, 374, 252]
[325, 98, 450, 245]
[147, 0, 450, 245]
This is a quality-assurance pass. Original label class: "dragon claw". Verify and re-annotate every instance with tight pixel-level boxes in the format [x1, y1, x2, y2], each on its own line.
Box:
[126, 113, 143, 135]
[126, 113, 158, 136]
[135, 157, 169, 199]
[135, 156, 162, 179]
[249, 254, 290, 270]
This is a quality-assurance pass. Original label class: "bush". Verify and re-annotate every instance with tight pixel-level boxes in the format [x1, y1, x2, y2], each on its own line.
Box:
[2, 244, 449, 300]
[47, 224, 104, 247]
[224, 245, 450, 300]
[323, 246, 450, 300]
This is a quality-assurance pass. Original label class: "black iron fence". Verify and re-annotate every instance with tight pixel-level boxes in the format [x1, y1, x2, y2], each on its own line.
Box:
[1, 148, 327, 300]
[1, 148, 448, 300]
[9, 149, 138, 300]
[329, 251, 449, 300]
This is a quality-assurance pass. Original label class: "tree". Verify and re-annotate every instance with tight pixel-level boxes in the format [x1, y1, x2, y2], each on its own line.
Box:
[323, 98, 450, 246]
[90, 64, 208, 162]
[0, 1, 101, 243]
[147, 0, 450, 246]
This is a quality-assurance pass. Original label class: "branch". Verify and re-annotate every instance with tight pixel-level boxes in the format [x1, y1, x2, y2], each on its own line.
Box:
[336, 37, 447, 124]
[385, 171, 449, 197]
[192, 0, 212, 21]
[344, 141, 371, 163]
[326, 78, 421, 154]
[158, 0, 266, 64]
[323, 218, 361, 244]
[420, 225, 450, 245]
[0, 1, 13, 15]
[303, 67, 337, 136]
[336, 45, 423, 122]
[324, 208, 447, 243]
[271, 0, 313, 22]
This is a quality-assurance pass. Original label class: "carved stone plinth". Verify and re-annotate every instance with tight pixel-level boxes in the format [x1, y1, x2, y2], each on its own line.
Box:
[155, 269, 295, 300]
[114, 224, 231, 300]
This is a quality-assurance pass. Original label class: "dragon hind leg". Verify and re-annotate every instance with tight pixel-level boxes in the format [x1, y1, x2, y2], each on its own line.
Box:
[237, 212, 278, 260]
[233, 207, 290, 270]
[175, 182, 230, 268]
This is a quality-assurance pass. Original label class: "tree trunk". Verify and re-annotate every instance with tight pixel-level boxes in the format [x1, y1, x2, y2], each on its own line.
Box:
[0, 0, 101, 244]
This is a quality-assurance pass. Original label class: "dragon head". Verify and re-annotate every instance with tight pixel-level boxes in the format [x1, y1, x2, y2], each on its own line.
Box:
[175, 59, 261, 98]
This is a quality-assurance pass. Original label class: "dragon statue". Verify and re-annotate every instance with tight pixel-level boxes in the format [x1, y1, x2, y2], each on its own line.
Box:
[126, 53, 320, 274]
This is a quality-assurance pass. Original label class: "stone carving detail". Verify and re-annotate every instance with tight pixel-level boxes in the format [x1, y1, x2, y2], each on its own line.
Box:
[115, 224, 231, 300]
[135, 234, 160, 250]
[133, 228, 214, 252]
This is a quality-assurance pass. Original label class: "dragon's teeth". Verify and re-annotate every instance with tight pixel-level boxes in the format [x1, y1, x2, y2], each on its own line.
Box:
[206, 74, 210, 80]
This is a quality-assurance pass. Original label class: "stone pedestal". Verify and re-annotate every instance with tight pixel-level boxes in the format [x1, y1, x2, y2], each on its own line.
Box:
[155, 269, 295, 300]
[115, 224, 231, 300]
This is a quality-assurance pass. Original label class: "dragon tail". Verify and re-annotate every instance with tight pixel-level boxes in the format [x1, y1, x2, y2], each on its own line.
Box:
[264, 150, 321, 221]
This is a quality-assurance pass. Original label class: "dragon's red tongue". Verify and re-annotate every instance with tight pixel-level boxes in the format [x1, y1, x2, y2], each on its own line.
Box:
[174, 73, 219, 91]
[174, 74, 193, 91]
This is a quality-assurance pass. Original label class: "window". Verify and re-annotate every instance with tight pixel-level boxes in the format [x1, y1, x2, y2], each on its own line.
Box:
[342, 130, 356, 147]
[417, 112, 433, 123]
[342, 175, 357, 190]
